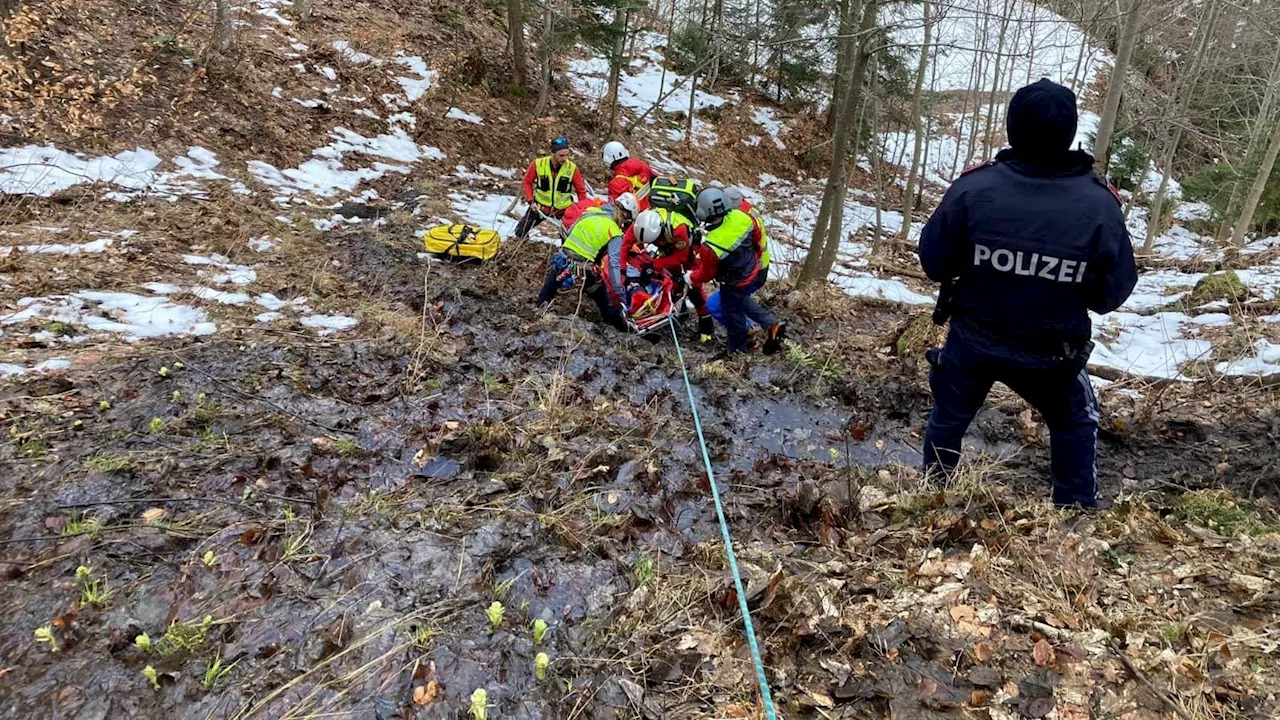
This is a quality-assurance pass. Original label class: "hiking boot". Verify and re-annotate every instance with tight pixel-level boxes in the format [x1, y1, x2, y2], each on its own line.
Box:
[1055, 497, 1114, 511]
[762, 323, 787, 355]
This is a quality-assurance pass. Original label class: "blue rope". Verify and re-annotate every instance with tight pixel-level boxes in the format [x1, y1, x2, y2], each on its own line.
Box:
[669, 322, 778, 719]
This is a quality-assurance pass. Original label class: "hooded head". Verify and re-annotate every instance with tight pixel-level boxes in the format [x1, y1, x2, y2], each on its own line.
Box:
[1005, 79, 1078, 163]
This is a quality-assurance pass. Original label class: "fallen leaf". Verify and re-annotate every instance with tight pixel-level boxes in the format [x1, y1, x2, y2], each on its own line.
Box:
[950, 604, 976, 623]
[803, 689, 835, 709]
[1032, 639, 1056, 667]
[411, 683, 434, 706]
[973, 641, 995, 663]
[141, 507, 165, 524]
[969, 690, 990, 706]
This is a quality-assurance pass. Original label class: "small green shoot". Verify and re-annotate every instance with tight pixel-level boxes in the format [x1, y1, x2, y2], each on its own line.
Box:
[469, 688, 488, 720]
[142, 665, 160, 691]
[99, 400, 111, 411]
[76, 565, 111, 608]
[535, 652, 550, 681]
[148, 417, 165, 434]
[173, 361, 184, 370]
[171, 390, 181, 402]
[158, 366, 170, 377]
[202, 550, 217, 568]
[135, 632, 153, 653]
[486, 601, 504, 632]
[332, 438, 361, 457]
[633, 554, 656, 585]
[409, 624, 435, 649]
[63, 514, 102, 539]
[158, 615, 213, 656]
[532, 618, 548, 645]
[202, 653, 237, 689]
[196, 392, 206, 405]
[34, 625, 58, 652]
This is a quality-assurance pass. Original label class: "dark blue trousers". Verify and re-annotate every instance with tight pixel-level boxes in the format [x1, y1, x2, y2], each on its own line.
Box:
[922, 336, 1100, 506]
[720, 269, 776, 352]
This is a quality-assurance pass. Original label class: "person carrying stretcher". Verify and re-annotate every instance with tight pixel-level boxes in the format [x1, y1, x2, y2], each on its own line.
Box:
[535, 193, 640, 331]
[625, 209, 716, 340]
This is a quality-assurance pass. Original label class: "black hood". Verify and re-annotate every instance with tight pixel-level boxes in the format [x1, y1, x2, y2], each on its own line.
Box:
[995, 148, 1095, 178]
[1005, 78, 1079, 166]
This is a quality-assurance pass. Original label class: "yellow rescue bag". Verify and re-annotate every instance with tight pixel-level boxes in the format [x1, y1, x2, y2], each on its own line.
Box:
[423, 224, 501, 262]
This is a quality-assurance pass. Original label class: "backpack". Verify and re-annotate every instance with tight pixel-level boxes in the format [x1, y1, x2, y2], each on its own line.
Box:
[646, 177, 699, 220]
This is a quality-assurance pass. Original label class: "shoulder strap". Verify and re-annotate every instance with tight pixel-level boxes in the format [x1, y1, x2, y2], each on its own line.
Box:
[1092, 175, 1124, 206]
[959, 159, 998, 177]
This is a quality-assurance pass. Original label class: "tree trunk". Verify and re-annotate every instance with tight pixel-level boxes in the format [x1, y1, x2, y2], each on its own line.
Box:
[802, 0, 878, 285]
[1093, 0, 1144, 170]
[800, 0, 875, 285]
[1219, 46, 1280, 241]
[900, 0, 931, 239]
[606, 9, 627, 132]
[1231, 119, 1280, 247]
[533, 1, 554, 117]
[293, 0, 312, 22]
[213, 0, 234, 53]
[827, 0, 857, 133]
[508, 0, 526, 87]
[982, 0, 1015, 158]
[685, 70, 699, 145]
[964, 0, 992, 167]
[1143, 0, 1218, 252]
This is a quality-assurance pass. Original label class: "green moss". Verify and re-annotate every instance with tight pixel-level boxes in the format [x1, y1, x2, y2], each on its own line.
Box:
[1174, 490, 1279, 536]
[1188, 271, 1246, 306]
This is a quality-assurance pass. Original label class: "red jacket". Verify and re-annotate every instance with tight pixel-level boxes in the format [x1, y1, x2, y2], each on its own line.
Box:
[621, 222, 694, 275]
[562, 197, 605, 229]
[522, 159, 588, 211]
[611, 158, 655, 195]
[689, 213, 764, 288]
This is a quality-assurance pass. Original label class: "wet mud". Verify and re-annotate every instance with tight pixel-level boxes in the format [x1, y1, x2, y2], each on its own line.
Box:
[1, 231, 1277, 719]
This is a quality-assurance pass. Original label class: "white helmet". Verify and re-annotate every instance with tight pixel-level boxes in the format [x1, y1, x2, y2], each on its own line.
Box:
[615, 192, 639, 217]
[724, 187, 745, 208]
[602, 141, 629, 166]
[633, 210, 664, 246]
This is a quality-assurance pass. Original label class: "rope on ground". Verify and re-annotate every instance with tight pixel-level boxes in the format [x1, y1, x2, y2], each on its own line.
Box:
[668, 321, 778, 720]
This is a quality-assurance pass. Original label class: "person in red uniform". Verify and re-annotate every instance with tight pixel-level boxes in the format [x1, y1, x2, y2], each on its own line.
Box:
[515, 136, 588, 240]
[562, 196, 605, 231]
[625, 209, 715, 339]
[602, 141, 655, 194]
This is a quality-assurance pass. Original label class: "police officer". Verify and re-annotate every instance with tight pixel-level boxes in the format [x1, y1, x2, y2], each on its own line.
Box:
[918, 78, 1137, 509]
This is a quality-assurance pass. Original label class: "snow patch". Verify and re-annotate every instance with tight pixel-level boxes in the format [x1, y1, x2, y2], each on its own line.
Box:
[446, 107, 484, 124]
[300, 314, 358, 335]
[1, 292, 216, 341]
[1089, 312, 1211, 380]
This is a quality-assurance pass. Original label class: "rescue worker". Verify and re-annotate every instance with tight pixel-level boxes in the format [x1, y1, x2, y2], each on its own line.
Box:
[627, 209, 716, 339]
[918, 78, 1137, 509]
[724, 187, 771, 274]
[688, 187, 785, 355]
[603, 141, 656, 201]
[515, 136, 588, 240]
[562, 195, 605, 232]
[535, 193, 641, 331]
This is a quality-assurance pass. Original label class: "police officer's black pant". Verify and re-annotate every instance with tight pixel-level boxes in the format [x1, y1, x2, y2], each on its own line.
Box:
[514, 206, 562, 240]
[922, 338, 1100, 506]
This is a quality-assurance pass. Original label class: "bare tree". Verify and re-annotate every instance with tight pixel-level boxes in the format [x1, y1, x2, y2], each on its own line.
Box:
[292, 0, 312, 22]
[900, 0, 932, 239]
[1094, 0, 1145, 170]
[509, 0, 526, 88]
[800, 0, 878, 286]
[1219, 46, 1280, 241]
[213, 0, 234, 53]
[1231, 117, 1280, 247]
[533, 1, 554, 116]
[981, 0, 1015, 157]
[1143, 0, 1219, 252]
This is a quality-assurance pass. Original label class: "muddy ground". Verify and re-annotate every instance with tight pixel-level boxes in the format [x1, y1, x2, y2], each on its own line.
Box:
[2, 227, 1279, 719]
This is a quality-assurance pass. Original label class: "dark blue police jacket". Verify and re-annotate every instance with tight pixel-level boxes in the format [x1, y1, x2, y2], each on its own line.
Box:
[919, 148, 1137, 366]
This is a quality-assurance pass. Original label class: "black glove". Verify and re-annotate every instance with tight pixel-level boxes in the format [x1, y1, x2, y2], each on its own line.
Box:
[698, 315, 714, 336]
